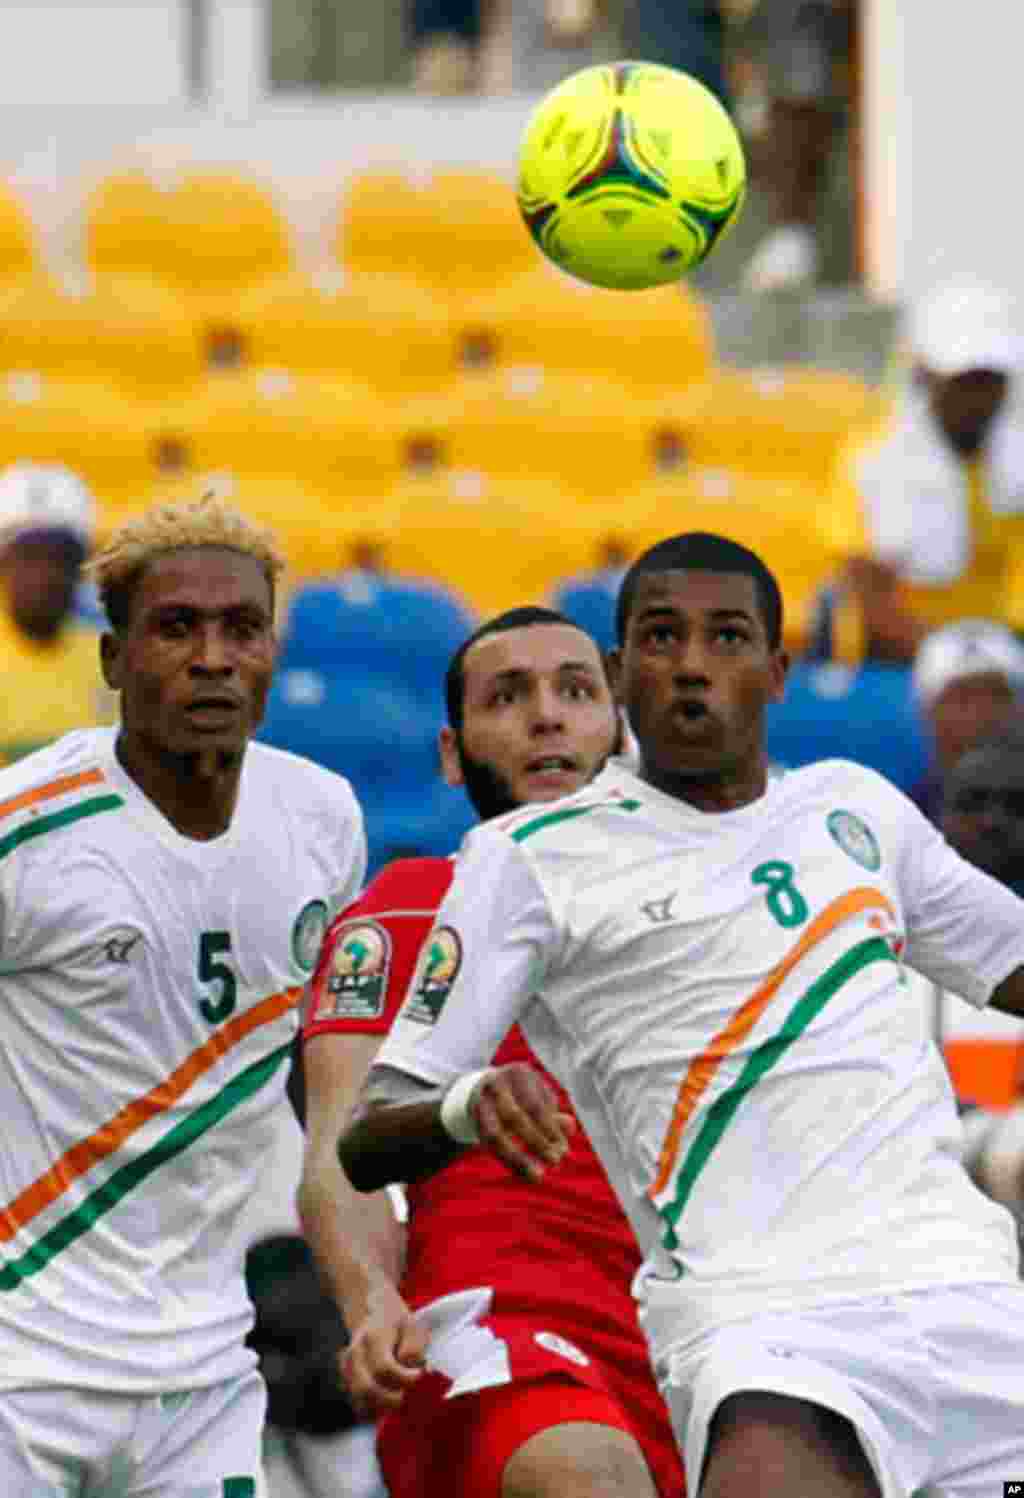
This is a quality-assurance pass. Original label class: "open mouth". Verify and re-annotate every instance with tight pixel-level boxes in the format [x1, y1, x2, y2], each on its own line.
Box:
[525, 755, 579, 776]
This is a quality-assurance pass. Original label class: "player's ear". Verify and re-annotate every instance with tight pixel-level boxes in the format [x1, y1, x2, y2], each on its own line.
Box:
[439, 726, 464, 788]
[100, 630, 124, 691]
[769, 647, 789, 703]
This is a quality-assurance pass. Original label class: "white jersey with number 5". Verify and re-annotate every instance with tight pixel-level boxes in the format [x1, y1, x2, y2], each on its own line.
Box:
[376, 759, 1024, 1360]
[0, 727, 365, 1393]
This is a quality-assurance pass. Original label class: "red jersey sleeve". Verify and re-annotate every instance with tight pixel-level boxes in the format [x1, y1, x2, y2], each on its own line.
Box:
[302, 857, 454, 1041]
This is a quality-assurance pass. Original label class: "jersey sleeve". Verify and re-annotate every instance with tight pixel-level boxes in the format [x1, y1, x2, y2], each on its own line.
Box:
[888, 777, 1024, 1006]
[303, 858, 454, 1041]
[327, 780, 367, 914]
[374, 826, 560, 1089]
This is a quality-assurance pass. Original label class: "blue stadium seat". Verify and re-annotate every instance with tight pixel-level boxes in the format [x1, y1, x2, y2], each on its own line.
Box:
[258, 663, 477, 871]
[278, 572, 477, 712]
[766, 662, 931, 793]
[551, 567, 625, 654]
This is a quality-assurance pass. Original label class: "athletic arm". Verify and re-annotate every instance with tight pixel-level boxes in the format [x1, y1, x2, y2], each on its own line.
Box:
[339, 827, 573, 1192]
[297, 1030, 427, 1411]
[886, 777, 1024, 1011]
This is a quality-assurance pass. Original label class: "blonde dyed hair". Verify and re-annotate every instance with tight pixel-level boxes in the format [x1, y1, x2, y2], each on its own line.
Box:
[86, 492, 286, 632]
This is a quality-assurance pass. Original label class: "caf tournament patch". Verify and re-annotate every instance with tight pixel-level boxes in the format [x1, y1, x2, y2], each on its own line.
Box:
[312, 919, 392, 1022]
[402, 925, 462, 1026]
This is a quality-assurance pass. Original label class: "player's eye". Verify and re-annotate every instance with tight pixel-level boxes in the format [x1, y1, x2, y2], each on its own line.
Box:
[645, 624, 677, 646]
[714, 626, 749, 646]
[562, 679, 597, 700]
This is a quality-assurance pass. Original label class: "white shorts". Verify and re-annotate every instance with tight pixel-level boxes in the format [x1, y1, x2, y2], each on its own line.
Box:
[657, 1283, 1024, 1498]
[0, 1370, 267, 1498]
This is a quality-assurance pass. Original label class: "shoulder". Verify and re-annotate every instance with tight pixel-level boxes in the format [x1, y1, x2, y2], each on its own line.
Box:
[246, 740, 361, 824]
[334, 857, 453, 929]
[778, 760, 910, 820]
[489, 764, 649, 854]
[0, 729, 123, 858]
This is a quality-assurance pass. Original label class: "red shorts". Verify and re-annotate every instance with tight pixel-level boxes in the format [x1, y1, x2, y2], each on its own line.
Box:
[375, 1299, 685, 1498]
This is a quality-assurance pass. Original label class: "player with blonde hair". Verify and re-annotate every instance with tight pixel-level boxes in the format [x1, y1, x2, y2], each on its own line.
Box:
[0, 492, 366, 1496]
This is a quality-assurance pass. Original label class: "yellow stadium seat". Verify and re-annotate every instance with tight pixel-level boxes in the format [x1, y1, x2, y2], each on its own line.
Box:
[88, 168, 294, 327]
[80, 169, 173, 279]
[0, 183, 38, 278]
[453, 265, 714, 389]
[332, 170, 436, 280]
[405, 367, 676, 496]
[141, 471, 393, 581]
[0, 271, 205, 397]
[0, 374, 167, 518]
[154, 370, 423, 495]
[650, 368, 886, 487]
[405, 168, 537, 300]
[607, 468, 839, 649]
[226, 268, 454, 395]
[381, 470, 614, 614]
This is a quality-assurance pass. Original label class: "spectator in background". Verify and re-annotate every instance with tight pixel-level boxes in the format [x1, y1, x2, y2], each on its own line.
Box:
[477, 0, 618, 94]
[909, 619, 1024, 823]
[408, 0, 482, 94]
[823, 279, 1024, 663]
[938, 734, 1024, 1254]
[619, 1, 730, 107]
[0, 461, 114, 766]
[738, 0, 855, 291]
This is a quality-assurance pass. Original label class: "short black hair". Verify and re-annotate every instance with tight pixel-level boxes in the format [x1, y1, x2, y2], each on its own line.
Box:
[615, 531, 784, 650]
[445, 606, 583, 732]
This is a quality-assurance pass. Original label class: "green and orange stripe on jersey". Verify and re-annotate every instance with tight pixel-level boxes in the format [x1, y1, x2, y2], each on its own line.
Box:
[0, 988, 301, 1288]
[650, 887, 898, 1251]
[0, 767, 124, 862]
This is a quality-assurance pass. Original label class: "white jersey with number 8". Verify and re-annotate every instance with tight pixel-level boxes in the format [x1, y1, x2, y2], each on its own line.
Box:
[377, 759, 1024, 1359]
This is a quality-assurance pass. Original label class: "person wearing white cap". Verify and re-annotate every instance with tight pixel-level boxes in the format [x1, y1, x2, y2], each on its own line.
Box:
[822, 277, 1024, 663]
[0, 461, 115, 766]
[908, 616, 1024, 822]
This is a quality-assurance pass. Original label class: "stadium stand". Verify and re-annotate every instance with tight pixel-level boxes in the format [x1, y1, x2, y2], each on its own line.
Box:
[397, 167, 537, 302]
[153, 369, 422, 503]
[331, 168, 436, 282]
[379, 468, 619, 615]
[0, 270, 206, 398]
[648, 365, 886, 486]
[226, 266, 455, 394]
[765, 660, 931, 795]
[0, 181, 38, 279]
[403, 365, 685, 497]
[277, 571, 477, 709]
[80, 168, 175, 279]
[551, 561, 625, 654]
[451, 263, 714, 388]
[0, 375, 166, 528]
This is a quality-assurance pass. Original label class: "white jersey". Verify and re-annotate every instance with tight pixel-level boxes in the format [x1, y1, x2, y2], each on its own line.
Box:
[0, 727, 365, 1393]
[376, 759, 1024, 1361]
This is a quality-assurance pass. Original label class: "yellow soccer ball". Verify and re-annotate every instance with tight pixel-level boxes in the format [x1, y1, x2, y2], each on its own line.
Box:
[517, 60, 746, 291]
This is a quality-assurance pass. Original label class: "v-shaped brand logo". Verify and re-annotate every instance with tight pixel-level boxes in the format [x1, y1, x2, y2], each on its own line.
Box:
[641, 894, 677, 925]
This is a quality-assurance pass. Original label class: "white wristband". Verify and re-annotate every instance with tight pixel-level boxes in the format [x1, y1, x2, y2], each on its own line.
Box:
[440, 1069, 498, 1145]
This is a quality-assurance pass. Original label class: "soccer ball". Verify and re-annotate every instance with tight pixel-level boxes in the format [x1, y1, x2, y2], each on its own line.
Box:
[516, 61, 746, 291]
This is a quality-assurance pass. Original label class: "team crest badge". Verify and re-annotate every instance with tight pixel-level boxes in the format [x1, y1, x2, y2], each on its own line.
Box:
[827, 810, 881, 872]
[313, 920, 392, 1022]
[291, 899, 329, 973]
[403, 926, 462, 1026]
